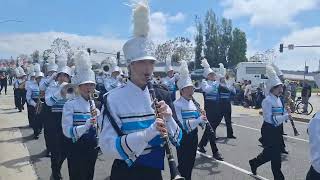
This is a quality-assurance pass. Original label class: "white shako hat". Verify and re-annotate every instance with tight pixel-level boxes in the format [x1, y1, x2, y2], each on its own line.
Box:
[177, 60, 193, 90]
[201, 58, 214, 78]
[28, 64, 36, 77]
[271, 63, 283, 77]
[123, 0, 156, 64]
[265, 65, 283, 93]
[72, 50, 96, 85]
[56, 51, 72, 77]
[46, 53, 58, 72]
[34, 63, 44, 78]
[109, 57, 121, 73]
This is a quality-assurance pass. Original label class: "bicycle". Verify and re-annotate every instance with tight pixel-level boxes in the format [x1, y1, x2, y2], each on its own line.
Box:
[291, 97, 313, 115]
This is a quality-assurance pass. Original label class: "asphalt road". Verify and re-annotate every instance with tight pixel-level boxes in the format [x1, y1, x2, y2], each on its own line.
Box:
[19, 109, 311, 180]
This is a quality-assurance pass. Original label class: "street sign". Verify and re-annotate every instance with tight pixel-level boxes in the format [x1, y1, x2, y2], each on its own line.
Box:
[288, 44, 295, 50]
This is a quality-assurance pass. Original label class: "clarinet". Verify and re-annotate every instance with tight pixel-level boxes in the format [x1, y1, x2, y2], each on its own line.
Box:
[191, 97, 215, 135]
[285, 105, 300, 136]
[88, 93, 99, 138]
[146, 80, 185, 180]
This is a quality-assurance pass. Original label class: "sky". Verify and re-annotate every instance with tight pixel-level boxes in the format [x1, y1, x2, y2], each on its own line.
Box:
[0, 0, 320, 71]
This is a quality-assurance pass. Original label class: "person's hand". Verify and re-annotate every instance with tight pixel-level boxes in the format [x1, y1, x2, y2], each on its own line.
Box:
[156, 100, 172, 119]
[90, 108, 98, 117]
[200, 110, 208, 122]
[155, 118, 167, 136]
[85, 118, 95, 130]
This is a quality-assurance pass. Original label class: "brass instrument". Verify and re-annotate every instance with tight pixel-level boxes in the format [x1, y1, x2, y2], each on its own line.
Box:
[61, 83, 79, 100]
[147, 79, 185, 180]
[18, 81, 26, 89]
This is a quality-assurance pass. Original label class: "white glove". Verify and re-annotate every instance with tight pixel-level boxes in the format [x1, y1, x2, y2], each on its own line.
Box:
[85, 118, 94, 130]
[143, 121, 160, 143]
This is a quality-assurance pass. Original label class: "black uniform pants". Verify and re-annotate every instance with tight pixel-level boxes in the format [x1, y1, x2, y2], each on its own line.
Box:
[251, 122, 284, 180]
[177, 129, 198, 180]
[42, 103, 51, 152]
[15, 89, 26, 111]
[46, 111, 67, 179]
[198, 101, 219, 154]
[26, 103, 41, 136]
[218, 100, 234, 136]
[65, 138, 98, 180]
[0, 80, 7, 94]
[110, 159, 162, 180]
[306, 165, 320, 180]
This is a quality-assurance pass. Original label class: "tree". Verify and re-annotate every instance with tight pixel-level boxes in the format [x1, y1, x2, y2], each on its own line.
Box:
[204, 9, 219, 67]
[50, 38, 73, 61]
[218, 18, 233, 68]
[155, 37, 194, 63]
[228, 28, 247, 67]
[194, 15, 204, 69]
[42, 49, 53, 62]
[31, 50, 40, 63]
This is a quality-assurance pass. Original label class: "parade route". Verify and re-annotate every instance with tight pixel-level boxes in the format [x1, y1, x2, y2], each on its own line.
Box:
[0, 87, 313, 180]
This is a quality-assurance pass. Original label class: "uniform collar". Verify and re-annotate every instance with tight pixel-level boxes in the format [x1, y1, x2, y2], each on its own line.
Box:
[127, 80, 149, 94]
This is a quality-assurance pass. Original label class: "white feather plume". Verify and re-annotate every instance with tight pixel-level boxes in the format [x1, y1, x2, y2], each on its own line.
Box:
[166, 58, 171, 67]
[179, 60, 189, 76]
[133, 0, 150, 37]
[47, 53, 56, 65]
[27, 64, 34, 74]
[18, 66, 25, 75]
[218, 63, 226, 77]
[201, 58, 210, 69]
[34, 63, 41, 73]
[271, 63, 283, 76]
[14, 68, 20, 76]
[74, 50, 92, 73]
[109, 57, 118, 68]
[56, 51, 68, 69]
[266, 65, 277, 79]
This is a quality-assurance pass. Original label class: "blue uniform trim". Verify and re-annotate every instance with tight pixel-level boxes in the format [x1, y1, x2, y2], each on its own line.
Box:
[73, 114, 91, 120]
[69, 127, 77, 143]
[121, 119, 154, 131]
[115, 137, 133, 167]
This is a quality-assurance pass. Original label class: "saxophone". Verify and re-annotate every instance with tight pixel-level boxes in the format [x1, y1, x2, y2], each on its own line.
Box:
[35, 91, 45, 115]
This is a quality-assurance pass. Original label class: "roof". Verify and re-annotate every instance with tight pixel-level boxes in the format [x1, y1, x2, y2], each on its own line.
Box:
[283, 73, 314, 81]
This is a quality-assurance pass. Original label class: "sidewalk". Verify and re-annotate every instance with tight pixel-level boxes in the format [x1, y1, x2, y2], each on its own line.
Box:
[0, 87, 37, 180]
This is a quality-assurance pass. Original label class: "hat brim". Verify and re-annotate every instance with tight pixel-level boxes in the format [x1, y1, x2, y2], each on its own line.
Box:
[130, 56, 157, 63]
[78, 81, 96, 85]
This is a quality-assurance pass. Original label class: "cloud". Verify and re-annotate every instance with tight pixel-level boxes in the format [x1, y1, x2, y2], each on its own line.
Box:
[149, 12, 186, 43]
[0, 31, 125, 62]
[221, 0, 319, 27]
[274, 26, 320, 71]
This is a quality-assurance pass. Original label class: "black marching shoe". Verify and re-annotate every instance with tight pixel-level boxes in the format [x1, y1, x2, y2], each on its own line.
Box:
[281, 149, 289, 154]
[249, 159, 257, 175]
[212, 151, 224, 161]
[197, 146, 206, 154]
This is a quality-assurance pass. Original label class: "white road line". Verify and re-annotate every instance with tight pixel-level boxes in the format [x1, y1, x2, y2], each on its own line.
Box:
[226, 122, 309, 143]
[196, 151, 270, 180]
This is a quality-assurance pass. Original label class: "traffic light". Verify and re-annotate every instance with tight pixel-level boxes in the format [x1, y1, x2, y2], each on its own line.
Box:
[279, 44, 284, 53]
[116, 52, 120, 60]
[87, 48, 91, 55]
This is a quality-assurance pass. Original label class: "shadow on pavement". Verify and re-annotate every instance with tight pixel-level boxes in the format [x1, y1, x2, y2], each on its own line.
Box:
[0, 125, 30, 132]
[0, 149, 47, 173]
[193, 155, 221, 176]
[0, 134, 34, 144]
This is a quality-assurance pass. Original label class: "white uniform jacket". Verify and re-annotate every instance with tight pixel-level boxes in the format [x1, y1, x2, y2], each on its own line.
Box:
[262, 94, 289, 127]
[26, 81, 40, 107]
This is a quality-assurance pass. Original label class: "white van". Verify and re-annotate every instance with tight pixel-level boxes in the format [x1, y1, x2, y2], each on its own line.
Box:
[236, 61, 268, 89]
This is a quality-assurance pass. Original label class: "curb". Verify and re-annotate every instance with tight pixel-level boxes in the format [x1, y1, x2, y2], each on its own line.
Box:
[259, 111, 311, 123]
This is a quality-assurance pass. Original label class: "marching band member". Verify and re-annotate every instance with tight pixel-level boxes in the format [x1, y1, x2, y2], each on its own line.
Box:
[45, 52, 72, 180]
[26, 65, 36, 129]
[104, 57, 123, 92]
[306, 112, 320, 180]
[13, 66, 27, 112]
[174, 61, 206, 180]
[62, 50, 99, 180]
[40, 53, 58, 157]
[249, 65, 289, 180]
[161, 59, 179, 101]
[197, 59, 223, 160]
[98, 2, 182, 179]
[218, 75, 236, 139]
[27, 64, 44, 138]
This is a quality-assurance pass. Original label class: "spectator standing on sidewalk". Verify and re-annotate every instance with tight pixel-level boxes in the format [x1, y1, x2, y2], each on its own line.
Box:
[0, 71, 8, 95]
[302, 82, 312, 114]
[244, 80, 253, 107]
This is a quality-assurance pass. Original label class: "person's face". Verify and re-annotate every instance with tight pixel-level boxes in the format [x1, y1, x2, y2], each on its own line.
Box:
[181, 86, 194, 99]
[112, 71, 120, 78]
[167, 70, 174, 77]
[36, 77, 42, 84]
[207, 73, 216, 81]
[271, 84, 283, 96]
[79, 83, 96, 99]
[129, 60, 155, 87]
[57, 73, 70, 84]
[30, 76, 36, 81]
